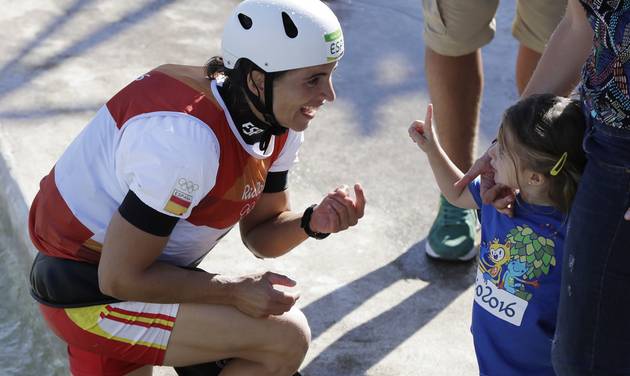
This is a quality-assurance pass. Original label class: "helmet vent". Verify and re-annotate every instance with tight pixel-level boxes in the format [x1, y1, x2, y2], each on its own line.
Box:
[238, 13, 253, 30]
[281, 12, 298, 38]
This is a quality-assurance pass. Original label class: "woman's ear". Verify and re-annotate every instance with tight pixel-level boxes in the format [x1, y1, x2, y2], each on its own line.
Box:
[247, 70, 265, 96]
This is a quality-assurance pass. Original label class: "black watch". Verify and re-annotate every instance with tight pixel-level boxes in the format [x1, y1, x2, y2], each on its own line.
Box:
[300, 204, 330, 239]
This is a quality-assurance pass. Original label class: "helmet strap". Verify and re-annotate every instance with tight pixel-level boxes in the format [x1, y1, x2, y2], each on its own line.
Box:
[218, 70, 287, 153]
[242, 71, 287, 151]
[227, 101, 273, 147]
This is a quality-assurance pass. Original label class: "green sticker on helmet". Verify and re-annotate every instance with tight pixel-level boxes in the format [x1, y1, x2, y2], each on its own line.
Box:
[325, 29, 344, 61]
[324, 29, 342, 42]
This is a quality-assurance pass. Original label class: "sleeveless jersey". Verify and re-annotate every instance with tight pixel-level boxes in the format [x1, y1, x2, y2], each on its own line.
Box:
[28, 69, 303, 266]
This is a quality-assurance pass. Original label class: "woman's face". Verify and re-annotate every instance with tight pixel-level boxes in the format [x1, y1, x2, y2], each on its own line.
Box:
[271, 62, 337, 132]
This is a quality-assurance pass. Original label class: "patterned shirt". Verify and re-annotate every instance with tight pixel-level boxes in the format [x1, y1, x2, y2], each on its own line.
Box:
[580, 0, 630, 130]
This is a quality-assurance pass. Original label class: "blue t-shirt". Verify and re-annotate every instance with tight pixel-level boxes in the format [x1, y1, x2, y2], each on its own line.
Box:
[468, 178, 566, 376]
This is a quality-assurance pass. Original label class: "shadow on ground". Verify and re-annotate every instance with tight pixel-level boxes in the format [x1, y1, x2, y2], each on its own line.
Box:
[302, 240, 477, 375]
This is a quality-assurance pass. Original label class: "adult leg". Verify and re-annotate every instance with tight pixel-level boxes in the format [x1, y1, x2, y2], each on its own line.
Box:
[421, 0, 498, 260]
[425, 49, 481, 171]
[164, 304, 310, 376]
[552, 159, 630, 375]
[422, 0, 497, 171]
[40, 301, 308, 376]
[513, 0, 568, 95]
[423, 50, 483, 261]
[514, 45, 541, 96]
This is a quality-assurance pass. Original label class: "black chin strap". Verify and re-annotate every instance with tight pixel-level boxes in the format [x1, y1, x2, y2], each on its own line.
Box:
[243, 71, 287, 151]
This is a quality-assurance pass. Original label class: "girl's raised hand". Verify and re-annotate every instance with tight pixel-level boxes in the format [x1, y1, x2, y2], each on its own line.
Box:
[408, 104, 438, 153]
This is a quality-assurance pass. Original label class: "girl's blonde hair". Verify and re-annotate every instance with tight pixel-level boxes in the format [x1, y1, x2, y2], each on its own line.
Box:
[499, 94, 587, 214]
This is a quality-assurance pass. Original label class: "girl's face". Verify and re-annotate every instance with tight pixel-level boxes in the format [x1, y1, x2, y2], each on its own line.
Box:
[488, 127, 522, 189]
[271, 62, 337, 132]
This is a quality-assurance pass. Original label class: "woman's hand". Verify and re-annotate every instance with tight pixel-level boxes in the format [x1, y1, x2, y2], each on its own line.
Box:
[310, 183, 366, 234]
[408, 104, 439, 155]
[231, 271, 300, 318]
[625, 208, 630, 221]
[455, 149, 516, 217]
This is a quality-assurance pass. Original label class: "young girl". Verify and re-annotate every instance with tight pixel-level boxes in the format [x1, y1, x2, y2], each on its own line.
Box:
[408, 94, 586, 375]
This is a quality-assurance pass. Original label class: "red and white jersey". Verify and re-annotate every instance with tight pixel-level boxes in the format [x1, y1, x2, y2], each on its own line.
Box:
[29, 69, 303, 266]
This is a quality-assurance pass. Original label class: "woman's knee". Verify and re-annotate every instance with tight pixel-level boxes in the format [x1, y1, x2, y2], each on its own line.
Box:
[164, 304, 310, 371]
[265, 308, 311, 370]
[278, 307, 311, 354]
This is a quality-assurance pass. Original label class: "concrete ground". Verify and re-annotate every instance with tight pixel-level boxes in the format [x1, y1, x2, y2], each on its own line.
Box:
[0, 1, 521, 375]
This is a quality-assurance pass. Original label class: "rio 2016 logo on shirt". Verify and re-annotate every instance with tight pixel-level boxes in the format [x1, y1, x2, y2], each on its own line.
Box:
[325, 29, 344, 62]
[474, 225, 557, 326]
[239, 201, 256, 218]
[242, 181, 264, 200]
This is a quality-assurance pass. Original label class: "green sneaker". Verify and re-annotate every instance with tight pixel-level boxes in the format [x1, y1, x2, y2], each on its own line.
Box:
[425, 195, 479, 261]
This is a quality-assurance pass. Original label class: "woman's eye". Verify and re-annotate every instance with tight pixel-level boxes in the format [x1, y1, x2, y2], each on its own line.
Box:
[306, 77, 319, 87]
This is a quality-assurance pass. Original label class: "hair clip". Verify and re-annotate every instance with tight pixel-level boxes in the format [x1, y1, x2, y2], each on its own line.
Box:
[550, 152, 568, 176]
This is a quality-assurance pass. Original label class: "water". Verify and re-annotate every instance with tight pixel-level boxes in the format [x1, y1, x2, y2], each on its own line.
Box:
[0, 203, 66, 375]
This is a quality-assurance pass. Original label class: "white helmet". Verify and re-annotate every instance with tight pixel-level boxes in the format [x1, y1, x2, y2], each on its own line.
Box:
[222, 0, 344, 72]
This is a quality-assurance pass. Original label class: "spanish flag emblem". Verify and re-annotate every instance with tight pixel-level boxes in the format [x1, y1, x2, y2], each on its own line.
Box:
[164, 189, 192, 215]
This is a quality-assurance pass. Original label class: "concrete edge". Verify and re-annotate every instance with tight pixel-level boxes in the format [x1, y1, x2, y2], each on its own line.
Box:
[0, 147, 35, 261]
[0, 134, 69, 372]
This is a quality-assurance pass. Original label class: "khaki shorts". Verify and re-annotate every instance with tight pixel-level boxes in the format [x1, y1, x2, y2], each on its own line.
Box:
[422, 0, 567, 56]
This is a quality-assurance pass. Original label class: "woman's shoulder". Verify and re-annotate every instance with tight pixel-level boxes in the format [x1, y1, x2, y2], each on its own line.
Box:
[153, 64, 216, 99]
[154, 64, 204, 77]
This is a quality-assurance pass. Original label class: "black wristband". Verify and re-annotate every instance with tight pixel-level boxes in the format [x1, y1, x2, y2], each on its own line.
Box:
[300, 204, 330, 239]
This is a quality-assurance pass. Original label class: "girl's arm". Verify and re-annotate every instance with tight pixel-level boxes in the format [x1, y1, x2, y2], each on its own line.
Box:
[408, 104, 478, 210]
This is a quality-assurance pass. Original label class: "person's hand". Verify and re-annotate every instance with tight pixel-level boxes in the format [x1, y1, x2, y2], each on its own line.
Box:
[454, 148, 516, 217]
[309, 183, 366, 234]
[625, 208, 630, 221]
[408, 104, 439, 155]
[231, 271, 299, 318]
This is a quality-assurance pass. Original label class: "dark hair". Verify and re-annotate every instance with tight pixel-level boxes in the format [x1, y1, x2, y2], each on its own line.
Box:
[204, 56, 287, 115]
[205, 56, 228, 81]
[499, 94, 587, 214]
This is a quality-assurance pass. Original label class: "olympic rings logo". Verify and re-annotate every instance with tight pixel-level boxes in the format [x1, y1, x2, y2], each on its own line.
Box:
[178, 178, 199, 194]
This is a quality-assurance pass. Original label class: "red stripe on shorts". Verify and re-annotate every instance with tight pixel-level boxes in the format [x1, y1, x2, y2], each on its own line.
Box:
[105, 305, 176, 323]
[100, 311, 174, 331]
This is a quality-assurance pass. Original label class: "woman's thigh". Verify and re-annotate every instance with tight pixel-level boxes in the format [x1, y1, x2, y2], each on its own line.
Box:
[41, 299, 309, 373]
[163, 303, 310, 367]
[553, 159, 630, 375]
[40, 302, 179, 375]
